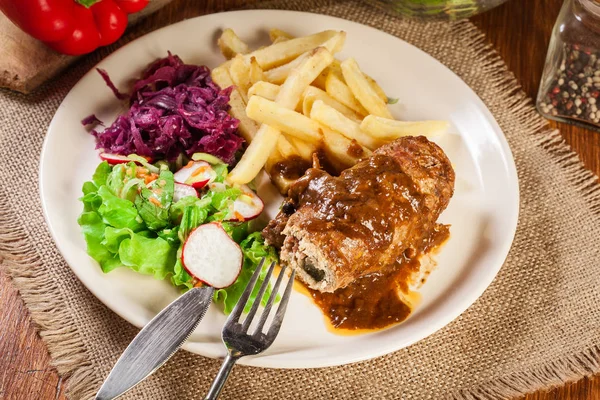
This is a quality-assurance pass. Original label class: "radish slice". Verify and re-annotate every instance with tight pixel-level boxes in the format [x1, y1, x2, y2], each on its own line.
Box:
[174, 161, 216, 189]
[226, 184, 264, 222]
[100, 153, 131, 165]
[182, 223, 242, 289]
[100, 153, 154, 166]
[173, 183, 198, 202]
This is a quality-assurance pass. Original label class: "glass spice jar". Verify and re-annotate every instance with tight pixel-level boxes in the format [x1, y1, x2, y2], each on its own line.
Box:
[537, 0, 600, 130]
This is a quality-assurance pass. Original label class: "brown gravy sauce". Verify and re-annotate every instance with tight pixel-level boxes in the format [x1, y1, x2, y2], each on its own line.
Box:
[272, 155, 312, 181]
[301, 225, 449, 332]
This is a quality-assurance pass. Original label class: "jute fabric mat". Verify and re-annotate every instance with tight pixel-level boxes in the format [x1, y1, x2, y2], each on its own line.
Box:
[1, 0, 599, 398]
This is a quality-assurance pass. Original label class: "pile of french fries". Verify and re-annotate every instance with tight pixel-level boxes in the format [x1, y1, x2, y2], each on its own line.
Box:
[211, 28, 449, 191]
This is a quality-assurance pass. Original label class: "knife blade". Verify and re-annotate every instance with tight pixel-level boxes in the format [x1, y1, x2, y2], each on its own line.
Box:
[95, 286, 215, 400]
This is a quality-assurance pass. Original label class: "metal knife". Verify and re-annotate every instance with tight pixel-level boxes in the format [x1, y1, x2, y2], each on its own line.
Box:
[95, 286, 215, 400]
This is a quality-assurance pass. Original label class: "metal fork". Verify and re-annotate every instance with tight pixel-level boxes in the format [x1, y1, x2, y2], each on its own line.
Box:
[204, 259, 296, 400]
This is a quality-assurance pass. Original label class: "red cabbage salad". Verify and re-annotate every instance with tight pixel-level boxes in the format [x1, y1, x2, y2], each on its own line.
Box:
[78, 54, 276, 313]
[86, 52, 243, 164]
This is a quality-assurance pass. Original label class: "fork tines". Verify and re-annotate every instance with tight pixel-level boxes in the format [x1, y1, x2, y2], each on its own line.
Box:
[227, 257, 296, 340]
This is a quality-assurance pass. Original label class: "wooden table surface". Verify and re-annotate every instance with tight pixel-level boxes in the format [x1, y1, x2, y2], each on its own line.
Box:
[1, 0, 599, 398]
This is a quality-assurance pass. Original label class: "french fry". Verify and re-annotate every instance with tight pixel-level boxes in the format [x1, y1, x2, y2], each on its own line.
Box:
[265, 147, 283, 175]
[321, 31, 346, 54]
[211, 66, 258, 142]
[264, 52, 310, 85]
[302, 86, 361, 121]
[246, 96, 323, 142]
[248, 81, 280, 101]
[218, 28, 249, 59]
[360, 116, 450, 139]
[229, 54, 251, 102]
[269, 28, 294, 42]
[277, 136, 298, 158]
[364, 74, 388, 105]
[250, 30, 338, 69]
[312, 69, 328, 90]
[315, 59, 387, 103]
[341, 58, 393, 119]
[263, 32, 346, 85]
[248, 57, 265, 85]
[322, 127, 371, 169]
[228, 47, 334, 184]
[276, 47, 334, 109]
[325, 69, 369, 116]
[310, 100, 381, 150]
[287, 136, 319, 160]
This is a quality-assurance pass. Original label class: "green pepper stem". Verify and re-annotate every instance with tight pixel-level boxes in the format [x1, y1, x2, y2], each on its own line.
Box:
[75, 0, 102, 8]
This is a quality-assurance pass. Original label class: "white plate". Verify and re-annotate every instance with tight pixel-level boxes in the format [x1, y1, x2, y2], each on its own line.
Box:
[40, 10, 519, 369]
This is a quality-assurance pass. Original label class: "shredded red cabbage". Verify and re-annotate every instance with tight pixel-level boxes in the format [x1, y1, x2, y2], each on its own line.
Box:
[88, 53, 243, 164]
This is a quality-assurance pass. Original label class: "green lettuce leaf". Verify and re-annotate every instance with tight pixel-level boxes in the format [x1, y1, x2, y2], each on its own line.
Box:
[169, 195, 210, 224]
[106, 163, 127, 196]
[77, 211, 121, 273]
[119, 233, 177, 280]
[102, 226, 134, 253]
[178, 205, 209, 242]
[157, 227, 180, 247]
[80, 189, 102, 212]
[211, 163, 229, 183]
[210, 187, 241, 210]
[92, 161, 112, 187]
[221, 221, 249, 243]
[97, 185, 145, 231]
[171, 258, 194, 290]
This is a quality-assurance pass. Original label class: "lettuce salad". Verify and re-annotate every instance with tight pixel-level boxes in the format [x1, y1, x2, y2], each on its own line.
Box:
[78, 158, 277, 313]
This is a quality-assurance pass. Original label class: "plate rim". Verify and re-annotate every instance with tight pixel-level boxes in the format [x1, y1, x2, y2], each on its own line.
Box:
[39, 9, 520, 369]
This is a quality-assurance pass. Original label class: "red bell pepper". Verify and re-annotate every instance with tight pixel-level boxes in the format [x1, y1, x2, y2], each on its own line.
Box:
[0, 0, 149, 55]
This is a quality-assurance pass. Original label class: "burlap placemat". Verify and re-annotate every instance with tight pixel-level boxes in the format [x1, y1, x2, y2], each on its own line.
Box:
[1, 0, 600, 399]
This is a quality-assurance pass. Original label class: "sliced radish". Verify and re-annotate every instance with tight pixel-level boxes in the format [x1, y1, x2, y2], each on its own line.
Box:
[174, 161, 216, 189]
[182, 223, 242, 289]
[100, 153, 154, 166]
[173, 183, 198, 202]
[226, 184, 264, 222]
[100, 153, 131, 165]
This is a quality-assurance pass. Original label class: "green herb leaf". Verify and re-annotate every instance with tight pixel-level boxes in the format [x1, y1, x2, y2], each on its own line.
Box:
[387, 97, 399, 104]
